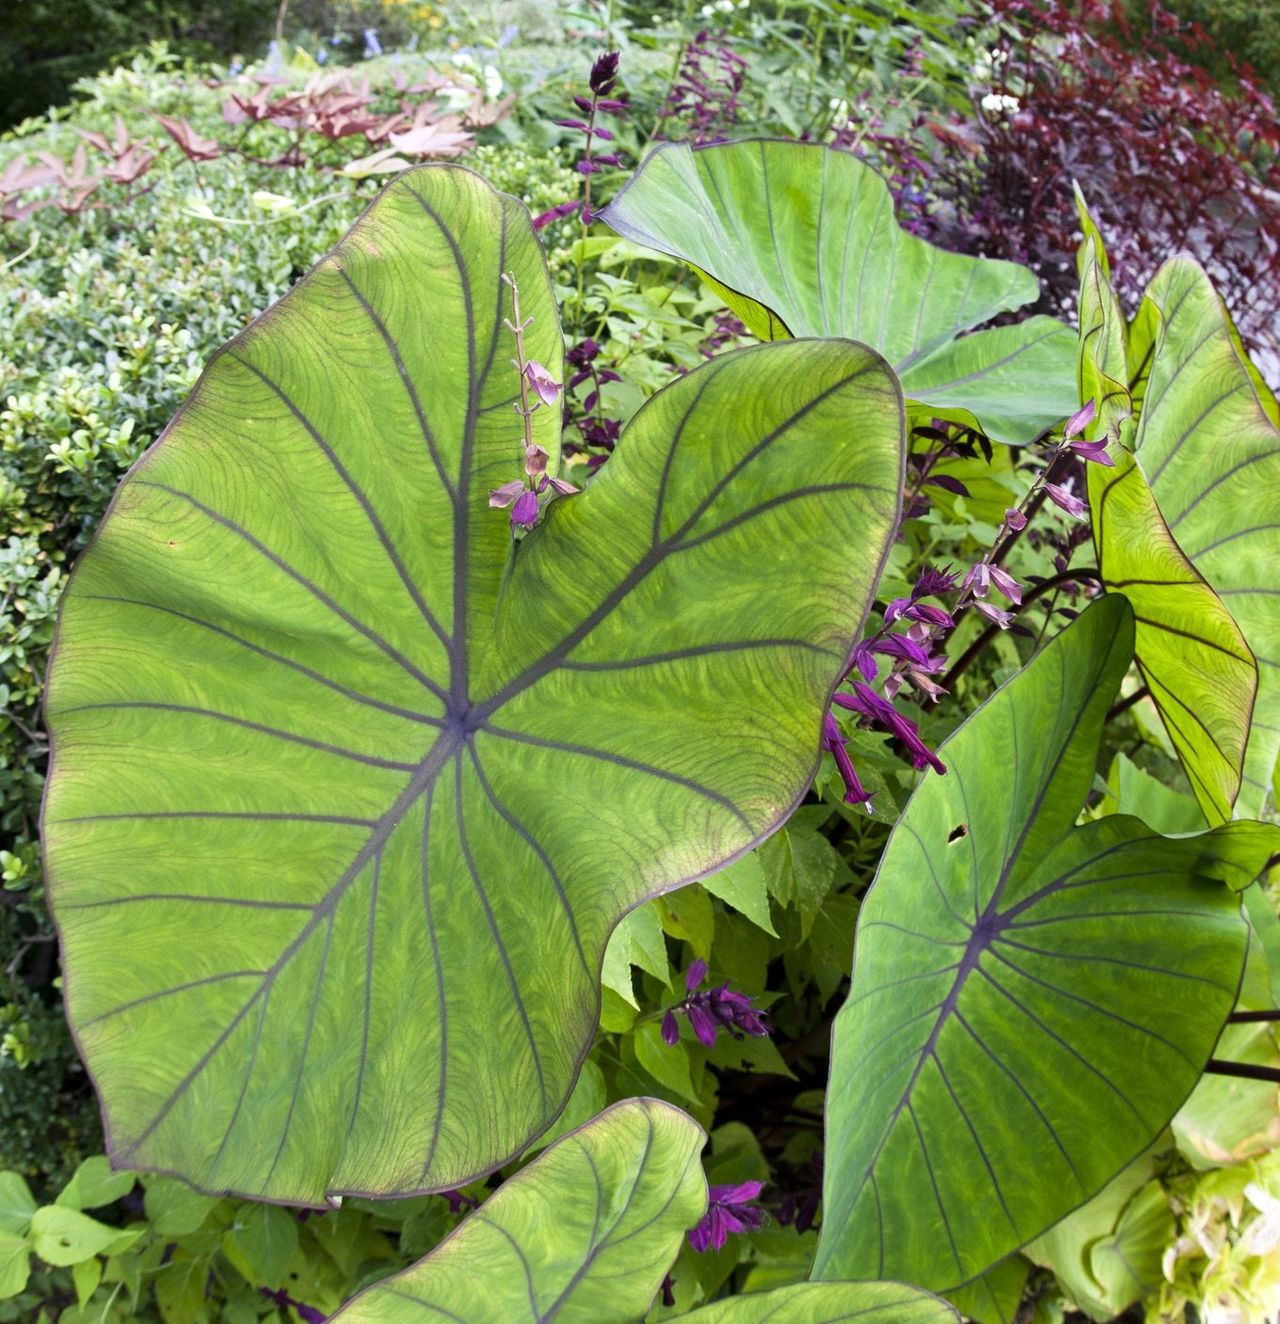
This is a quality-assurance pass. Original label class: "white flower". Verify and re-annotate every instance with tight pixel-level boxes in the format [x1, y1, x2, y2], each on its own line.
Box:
[980, 92, 1020, 114]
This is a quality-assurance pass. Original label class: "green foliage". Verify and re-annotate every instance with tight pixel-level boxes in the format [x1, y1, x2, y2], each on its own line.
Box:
[43, 163, 905, 1202]
[815, 597, 1280, 1289]
[5, 8, 1280, 1323]
[599, 139, 1077, 444]
[333, 1099, 706, 1321]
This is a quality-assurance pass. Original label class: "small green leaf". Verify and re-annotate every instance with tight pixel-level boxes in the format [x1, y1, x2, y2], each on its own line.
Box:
[143, 1178, 219, 1237]
[72, 1254, 103, 1307]
[0, 1234, 30, 1300]
[761, 827, 837, 938]
[660, 889, 716, 961]
[0, 1173, 36, 1236]
[56, 1156, 136, 1211]
[703, 855, 777, 935]
[635, 1020, 702, 1103]
[331, 1099, 706, 1322]
[602, 904, 670, 1008]
[674, 1281, 959, 1322]
[30, 1206, 140, 1267]
[229, 1203, 298, 1289]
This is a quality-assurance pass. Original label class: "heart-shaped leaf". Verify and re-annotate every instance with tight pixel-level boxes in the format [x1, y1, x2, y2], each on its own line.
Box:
[332, 1098, 705, 1322]
[814, 596, 1279, 1291]
[43, 165, 905, 1204]
[675, 1283, 958, 1323]
[599, 139, 1077, 444]
[1076, 198, 1257, 824]
[1120, 258, 1280, 819]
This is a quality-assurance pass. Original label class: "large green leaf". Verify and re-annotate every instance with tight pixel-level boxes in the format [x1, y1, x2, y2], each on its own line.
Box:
[43, 165, 905, 1204]
[1076, 205, 1257, 825]
[599, 139, 1076, 444]
[333, 1098, 705, 1322]
[813, 596, 1280, 1291]
[675, 1282, 959, 1322]
[1124, 258, 1280, 818]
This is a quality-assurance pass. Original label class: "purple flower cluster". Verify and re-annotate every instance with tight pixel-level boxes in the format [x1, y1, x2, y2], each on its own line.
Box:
[658, 30, 748, 145]
[260, 1288, 325, 1323]
[688, 1181, 766, 1253]
[535, 51, 626, 228]
[562, 337, 624, 469]
[661, 959, 769, 1048]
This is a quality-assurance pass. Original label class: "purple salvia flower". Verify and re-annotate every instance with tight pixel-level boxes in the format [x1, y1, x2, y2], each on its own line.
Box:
[260, 1288, 326, 1323]
[1064, 398, 1097, 439]
[914, 564, 958, 598]
[545, 475, 580, 497]
[964, 563, 991, 597]
[524, 444, 549, 477]
[661, 1009, 680, 1046]
[532, 199, 582, 230]
[489, 480, 525, 509]
[553, 118, 590, 131]
[511, 488, 540, 529]
[821, 711, 874, 810]
[686, 958, 708, 992]
[589, 50, 620, 94]
[904, 601, 955, 629]
[1003, 507, 1027, 531]
[524, 361, 560, 406]
[688, 1182, 766, 1253]
[988, 565, 1021, 603]
[687, 1002, 719, 1048]
[873, 634, 933, 668]
[834, 683, 947, 776]
[852, 639, 879, 681]
[974, 599, 1015, 629]
[1070, 436, 1115, 466]
[1045, 482, 1087, 520]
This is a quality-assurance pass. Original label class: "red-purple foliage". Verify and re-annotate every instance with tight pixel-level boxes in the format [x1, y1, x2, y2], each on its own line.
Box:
[927, 0, 1280, 373]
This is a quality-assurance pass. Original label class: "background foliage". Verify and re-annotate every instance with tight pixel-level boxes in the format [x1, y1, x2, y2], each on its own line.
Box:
[2, 1, 1278, 1320]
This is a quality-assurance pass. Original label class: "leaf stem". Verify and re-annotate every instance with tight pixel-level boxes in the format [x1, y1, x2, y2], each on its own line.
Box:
[938, 568, 1102, 690]
[501, 271, 537, 458]
[1226, 1010, 1280, 1024]
[1205, 1058, 1280, 1083]
[1106, 685, 1150, 723]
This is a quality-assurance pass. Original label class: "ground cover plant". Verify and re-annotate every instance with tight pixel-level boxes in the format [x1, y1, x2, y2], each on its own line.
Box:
[3, 3, 1280, 1322]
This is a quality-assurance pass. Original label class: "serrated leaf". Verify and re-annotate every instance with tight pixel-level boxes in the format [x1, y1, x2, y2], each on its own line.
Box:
[229, 1203, 298, 1289]
[56, 1156, 135, 1212]
[815, 597, 1280, 1291]
[703, 855, 777, 935]
[600, 139, 1076, 444]
[602, 904, 670, 1007]
[44, 166, 905, 1202]
[0, 1174, 36, 1236]
[332, 1099, 705, 1322]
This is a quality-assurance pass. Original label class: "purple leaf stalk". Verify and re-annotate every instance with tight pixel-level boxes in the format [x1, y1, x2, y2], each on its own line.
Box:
[661, 959, 770, 1048]
[488, 273, 578, 532]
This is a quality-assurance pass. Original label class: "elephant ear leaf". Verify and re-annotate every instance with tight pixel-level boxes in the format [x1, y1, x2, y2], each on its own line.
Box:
[332, 1099, 706, 1322]
[599, 138, 1077, 444]
[43, 165, 905, 1205]
[814, 596, 1279, 1292]
[1125, 257, 1280, 819]
[1076, 193, 1257, 825]
[675, 1282, 958, 1323]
